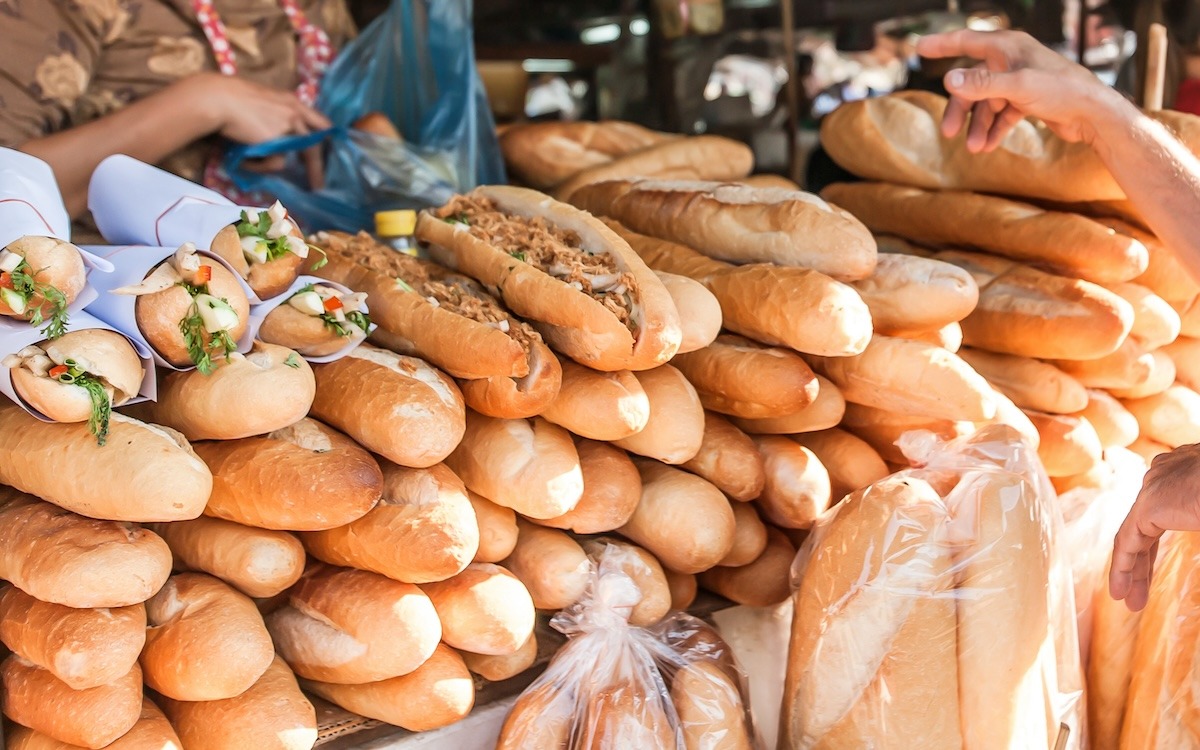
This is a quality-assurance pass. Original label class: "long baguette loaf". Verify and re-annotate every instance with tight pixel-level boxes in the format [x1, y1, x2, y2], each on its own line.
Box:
[6, 697, 182, 750]
[1104, 281, 1182, 349]
[456, 338, 562, 419]
[0, 489, 171, 608]
[958, 348, 1088, 414]
[1122, 385, 1200, 447]
[700, 527, 796, 607]
[716, 501, 769, 568]
[420, 563, 535, 656]
[540, 360, 650, 440]
[680, 412, 765, 502]
[535, 438, 641, 534]
[1109, 350, 1176, 400]
[1088, 567, 1143, 750]
[620, 460, 735, 574]
[499, 120, 673, 189]
[823, 182, 1148, 284]
[672, 334, 818, 419]
[571, 179, 877, 281]
[1, 657, 143, 749]
[730, 375, 846, 435]
[553, 135, 755, 200]
[1025, 411, 1103, 478]
[147, 517, 306, 599]
[1163, 336, 1200, 390]
[611, 364, 705, 464]
[850, 252, 978, 333]
[839, 402, 974, 465]
[0, 405, 210, 522]
[671, 659, 755, 750]
[792, 429, 889, 502]
[461, 634, 538, 683]
[502, 520, 591, 610]
[890, 321, 963, 352]
[469, 491, 519, 563]
[1052, 337, 1155, 391]
[655, 270, 721, 353]
[753, 437, 832, 529]
[1128, 223, 1200, 302]
[579, 538, 672, 627]
[1080, 390, 1140, 449]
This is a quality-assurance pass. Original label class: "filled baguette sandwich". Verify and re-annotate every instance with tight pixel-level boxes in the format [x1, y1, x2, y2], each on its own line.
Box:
[0, 236, 85, 337]
[499, 120, 674, 189]
[258, 282, 370, 357]
[210, 200, 320, 299]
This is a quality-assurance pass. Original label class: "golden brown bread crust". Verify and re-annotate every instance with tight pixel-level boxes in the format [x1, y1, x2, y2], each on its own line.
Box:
[420, 563, 536, 656]
[672, 334, 818, 419]
[535, 438, 641, 534]
[753, 437, 832, 529]
[792, 429, 889, 502]
[147, 517, 306, 599]
[1, 657, 143, 749]
[680, 412, 765, 502]
[730, 375, 846, 436]
[958, 348, 1088, 415]
[6, 697, 182, 750]
[457, 339, 563, 418]
[611, 364, 705, 464]
[501, 520, 590, 610]
[1108, 349, 1176, 400]
[1104, 280, 1181, 350]
[211, 223, 306, 300]
[715, 501, 768, 568]
[671, 659, 754, 750]
[700, 527, 795, 607]
[653, 270, 721, 353]
[1024, 411, 1103, 477]
[1052, 338, 1155, 391]
[468, 492, 518, 563]
[849, 252, 979, 334]
[579, 538, 671, 627]
[619, 460, 735, 574]
[0, 237, 87, 320]
[839, 402, 973, 464]
[134, 259, 250, 367]
[461, 634, 538, 682]
[1122, 384, 1200, 448]
[257, 303, 355, 357]
[499, 120, 673, 188]
[10, 329, 144, 423]
[540, 359, 650, 440]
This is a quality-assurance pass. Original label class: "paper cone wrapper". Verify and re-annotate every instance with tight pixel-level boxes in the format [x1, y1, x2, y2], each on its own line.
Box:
[0, 148, 71, 249]
[249, 275, 376, 364]
[81, 245, 256, 370]
[0, 309, 158, 423]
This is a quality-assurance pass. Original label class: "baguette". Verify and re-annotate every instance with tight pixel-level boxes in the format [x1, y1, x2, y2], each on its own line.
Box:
[571, 179, 877, 281]
[671, 659, 754, 750]
[300, 461, 479, 584]
[0, 489, 171, 608]
[1130, 225, 1200, 302]
[208, 202, 308, 300]
[469, 491, 519, 563]
[540, 360, 650, 440]
[499, 120, 673, 189]
[793, 428, 889, 501]
[849, 252, 978, 333]
[461, 634, 538, 682]
[194, 418, 382, 531]
[158, 656, 317, 750]
[957, 348, 1088, 414]
[1, 657, 142, 749]
[418, 186, 682, 371]
[457, 337, 563, 419]
[0, 404, 210, 522]
[619, 460, 735, 574]
[5, 697, 181, 750]
[302, 644, 474, 732]
[580, 538, 672, 627]
[553, 135, 755, 200]
[446, 413, 583, 519]
[123, 342, 315, 441]
[310, 345, 465, 468]
[1122, 385, 1200, 447]
[1173, 294, 1200, 337]
[0, 584, 145, 690]
[535, 438, 641, 534]
[822, 182, 1148, 283]
[666, 569, 698, 610]
[729, 375, 845, 435]
[680, 412, 766, 502]
[580, 681, 677, 749]
[257, 283, 369, 357]
[1088, 572, 1143, 750]
[147, 517, 306, 599]
[266, 563, 440, 684]
[889, 321, 963, 351]
[495, 683, 573, 749]
[612, 364, 705, 464]
[140, 573, 274, 701]
[1108, 349, 1176, 400]
[1104, 281, 1181, 349]
[502, 520, 591, 610]
[1164, 336, 1200, 391]
[840, 402, 974, 464]
[1052, 338, 1156, 391]
[1024, 411, 1103, 477]
[672, 334, 818, 419]
[716, 501, 769, 568]
[739, 173, 801, 190]
[699, 527, 796, 607]
[654, 270, 721, 353]
[1128, 436, 1172, 464]
[612, 221, 873, 356]
[753, 437, 833, 529]
[0, 236, 86, 329]
[421, 563, 535, 656]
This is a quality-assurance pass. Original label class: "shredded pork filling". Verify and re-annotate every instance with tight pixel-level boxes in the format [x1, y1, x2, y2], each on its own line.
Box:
[437, 195, 638, 331]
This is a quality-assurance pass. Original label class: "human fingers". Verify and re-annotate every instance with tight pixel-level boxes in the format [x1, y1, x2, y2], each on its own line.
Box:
[982, 104, 1024, 151]
[942, 94, 971, 139]
[1109, 508, 1163, 608]
[917, 28, 1025, 66]
[965, 100, 997, 153]
[944, 66, 1026, 105]
[296, 101, 331, 131]
[1125, 538, 1160, 612]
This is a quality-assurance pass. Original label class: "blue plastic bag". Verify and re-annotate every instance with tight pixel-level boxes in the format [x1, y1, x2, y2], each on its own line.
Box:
[224, 0, 505, 233]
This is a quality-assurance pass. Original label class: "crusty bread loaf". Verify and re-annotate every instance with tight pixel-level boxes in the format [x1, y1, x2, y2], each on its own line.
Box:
[147, 517, 306, 598]
[1163, 336, 1200, 391]
[421, 563, 535, 656]
[580, 538, 672, 627]
[1108, 350, 1176, 400]
[1172, 294, 1200, 337]
[266, 563, 440, 684]
[468, 491, 519, 563]
[9, 328, 143, 425]
[671, 659, 754, 750]
[0, 405, 210, 522]
[195, 418, 382, 531]
[729, 375, 846, 435]
[502, 520, 591, 610]
[981, 389, 1041, 450]
[1104, 281, 1182, 349]
[700, 527, 796, 607]
[300, 461, 478, 584]
[133, 257, 249, 368]
[1129, 224, 1200, 303]
[0, 584, 145, 690]
[579, 681, 678, 749]
[1123, 385, 1200, 448]
[1088, 567, 1142, 750]
[1128, 436, 1172, 464]
[540, 360, 650, 440]
[158, 656, 317, 750]
[302, 644, 474, 732]
[619, 460, 735, 574]
[5, 697, 181, 750]
[554, 135, 755, 200]
[310, 345, 465, 468]
[958, 348, 1088, 415]
[672, 334, 818, 419]
[456, 337, 563, 420]
[0, 489, 172, 608]
[1, 657, 142, 749]
[665, 569, 698, 610]
[715, 501, 769, 568]
[1025, 411, 1103, 478]
[572, 179, 877, 281]
[535, 439, 641, 534]
[140, 573, 274, 701]
[654, 270, 721, 353]
[823, 182, 1147, 284]
[680, 412, 765, 502]
[753, 437, 833, 529]
[839, 402, 974, 465]
[1053, 338, 1156, 391]
[793, 428, 889, 502]
[612, 364, 705, 464]
[461, 633, 538, 682]
[210, 221, 306, 300]
[889, 322, 963, 352]
[499, 120, 673, 188]
[850, 252, 978, 334]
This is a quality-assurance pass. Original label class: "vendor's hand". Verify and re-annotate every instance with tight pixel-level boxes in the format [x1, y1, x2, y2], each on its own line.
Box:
[188, 72, 330, 144]
[1110, 444, 1200, 611]
[916, 29, 1133, 152]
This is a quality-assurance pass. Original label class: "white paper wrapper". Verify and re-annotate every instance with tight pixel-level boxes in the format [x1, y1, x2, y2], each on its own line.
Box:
[81, 245, 257, 370]
[0, 309, 157, 424]
[249, 275, 375, 364]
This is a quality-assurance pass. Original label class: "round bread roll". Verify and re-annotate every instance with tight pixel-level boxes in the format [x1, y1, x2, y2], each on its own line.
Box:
[717, 502, 769, 568]
[1080, 390, 1139, 449]
[266, 563, 441, 684]
[1104, 281, 1181, 350]
[0, 584, 145, 691]
[503, 520, 591, 610]
[620, 461, 736, 574]
[850, 252, 979, 334]
[195, 418, 382, 531]
[211, 222, 308, 300]
[469, 491, 519, 563]
[0, 490, 172, 608]
[1122, 384, 1200, 448]
[540, 360, 651, 440]
[421, 563, 536, 656]
[754, 437, 833, 529]
[5, 697, 182, 750]
[1, 657, 142, 749]
[134, 257, 249, 367]
[680, 412, 766, 502]
[124, 342, 315, 441]
[1108, 349, 1177, 400]
[461, 633, 538, 682]
[147, 517, 306, 599]
[613, 364, 705, 464]
[158, 656, 317, 750]
[446, 413, 583, 520]
[793, 428, 889, 501]
[653, 270, 721, 353]
[730, 375, 846, 435]
[671, 659, 755, 750]
[699, 527, 797, 607]
[0, 236, 87, 320]
[581, 538, 672, 627]
[300, 461, 479, 584]
[302, 644, 474, 732]
[672, 334, 818, 419]
[9, 329, 143, 423]
[665, 569, 698, 610]
[140, 574, 274, 701]
[1024, 411, 1103, 477]
[536, 439, 641, 534]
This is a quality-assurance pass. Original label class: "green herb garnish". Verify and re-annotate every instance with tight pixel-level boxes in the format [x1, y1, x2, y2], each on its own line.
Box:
[308, 244, 328, 270]
[179, 290, 238, 375]
[10, 261, 68, 338]
[284, 352, 302, 369]
[509, 251, 526, 262]
[395, 278, 415, 293]
[320, 310, 372, 338]
[53, 360, 111, 445]
[444, 213, 470, 226]
[235, 209, 300, 262]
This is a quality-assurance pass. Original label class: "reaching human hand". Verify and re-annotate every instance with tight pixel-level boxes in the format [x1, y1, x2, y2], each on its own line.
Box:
[1110, 444, 1200, 611]
[916, 29, 1135, 152]
[187, 72, 330, 144]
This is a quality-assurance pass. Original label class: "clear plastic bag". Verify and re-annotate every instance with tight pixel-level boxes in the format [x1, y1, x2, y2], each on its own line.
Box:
[496, 543, 762, 749]
[782, 424, 1084, 749]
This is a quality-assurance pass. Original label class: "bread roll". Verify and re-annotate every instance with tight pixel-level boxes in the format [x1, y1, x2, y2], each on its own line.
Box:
[195, 418, 382, 531]
[300, 461, 479, 584]
[579, 681, 677, 749]
[889, 321, 963, 352]
[1108, 349, 1177, 400]
[753, 437, 833, 529]
[957, 348, 1088, 415]
[499, 120, 672, 188]
[540, 360, 650, 440]
[1, 657, 142, 749]
[266, 563, 440, 684]
[671, 659, 754, 750]
[495, 681, 574, 749]
[1128, 436, 1172, 464]
[581, 538, 672, 627]
[554, 135, 755, 200]
[665, 569, 698, 610]
[5, 697, 181, 750]
[1164, 336, 1200, 390]
[982, 388, 1042, 450]
[456, 335, 562, 420]
[0, 584, 144, 691]
[0, 404, 210, 522]
[571, 179, 877, 282]
[1052, 338, 1156, 391]
[461, 633, 538, 682]
[302, 644, 474, 732]
[1088, 573, 1143, 750]
[612, 364, 705, 464]
[310, 345, 465, 468]
[1081, 390, 1140, 449]
[502, 520, 591, 610]
[729, 375, 845, 435]
[536, 439, 641, 534]
[0, 490, 171, 608]
[840, 402, 974, 464]
[421, 563, 535, 656]
[680, 413, 765, 502]
[792, 429, 888, 501]
[469, 491, 519, 563]
[1104, 281, 1182, 349]
[446, 413, 583, 519]
[124, 342, 314, 441]
[1123, 222, 1197, 303]
[619, 461, 735, 574]
[140, 573, 274, 701]
[700, 527, 795, 608]
[1173, 293, 1200, 338]
[0, 236, 87, 323]
[158, 656, 317, 750]
[148, 517, 305, 599]
[1123, 384, 1200, 447]
[850, 252, 978, 333]
[672, 334, 819, 418]
[1024, 411, 1103, 477]
[655, 270, 721, 353]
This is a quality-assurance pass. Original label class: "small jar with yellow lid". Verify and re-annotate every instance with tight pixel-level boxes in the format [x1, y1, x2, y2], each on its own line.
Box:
[375, 210, 418, 256]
